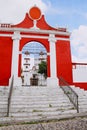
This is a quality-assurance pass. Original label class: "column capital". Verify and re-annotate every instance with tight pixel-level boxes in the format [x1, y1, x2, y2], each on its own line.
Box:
[12, 31, 21, 40]
[48, 34, 57, 43]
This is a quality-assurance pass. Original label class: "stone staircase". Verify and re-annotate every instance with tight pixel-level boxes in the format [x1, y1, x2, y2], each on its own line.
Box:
[0, 86, 9, 117]
[0, 85, 87, 121]
[8, 85, 77, 120]
[71, 86, 87, 113]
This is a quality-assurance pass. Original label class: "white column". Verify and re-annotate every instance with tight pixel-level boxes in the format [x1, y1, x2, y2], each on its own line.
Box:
[47, 34, 58, 87]
[9, 31, 22, 86]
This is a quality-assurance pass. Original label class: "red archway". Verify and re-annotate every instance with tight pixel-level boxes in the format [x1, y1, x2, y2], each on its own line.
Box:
[0, 6, 73, 88]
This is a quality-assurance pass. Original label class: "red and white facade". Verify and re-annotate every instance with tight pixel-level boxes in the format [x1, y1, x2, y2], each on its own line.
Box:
[0, 6, 87, 89]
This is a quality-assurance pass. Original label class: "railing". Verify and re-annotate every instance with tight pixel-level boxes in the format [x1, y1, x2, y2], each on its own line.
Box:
[7, 76, 14, 117]
[59, 77, 79, 113]
[0, 23, 11, 28]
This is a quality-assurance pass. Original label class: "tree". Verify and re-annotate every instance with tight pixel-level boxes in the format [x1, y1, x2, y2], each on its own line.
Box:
[38, 61, 47, 79]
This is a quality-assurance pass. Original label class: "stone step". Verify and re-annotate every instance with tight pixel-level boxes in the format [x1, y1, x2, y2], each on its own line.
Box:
[71, 86, 87, 92]
[10, 105, 75, 113]
[79, 99, 87, 102]
[10, 96, 71, 104]
[0, 112, 81, 124]
[79, 103, 87, 107]
[12, 96, 64, 99]
[7, 87, 76, 118]
[9, 109, 77, 117]
[11, 98, 72, 103]
[9, 86, 77, 118]
[0, 108, 8, 112]
[12, 94, 65, 97]
[0, 85, 83, 118]
[79, 106, 87, 110]
[0, 112, 7, 117]
[79, 108, 87, 111]
[0, 102, 7, 105]
[12, 90, 64, 93]
[11, 96, 68, 101]
[12, 89, 57, 91]
[13, 87, 61, 90]
[10, 102, 74, 109]
[0, 87, 9, 117]
[71, 85, 87, 113]
[10, 100, 71, 105]
[12, 91, 63, 94]
[0, 99, 8, 102]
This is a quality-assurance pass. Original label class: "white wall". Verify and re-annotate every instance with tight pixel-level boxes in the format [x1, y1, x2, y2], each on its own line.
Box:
[73, 66, 87, 82]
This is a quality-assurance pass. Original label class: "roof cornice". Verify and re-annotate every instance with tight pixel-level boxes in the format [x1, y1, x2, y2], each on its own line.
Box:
[0, 27, 70, 36]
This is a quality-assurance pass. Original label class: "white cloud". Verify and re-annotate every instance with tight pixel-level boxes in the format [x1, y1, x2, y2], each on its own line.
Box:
[0, 0, 48, 24]
[71, 25, 87, 62]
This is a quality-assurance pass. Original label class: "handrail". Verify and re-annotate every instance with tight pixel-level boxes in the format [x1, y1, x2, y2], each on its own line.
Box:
[7, 75, 14, 117]
[59, 77, 79, 113]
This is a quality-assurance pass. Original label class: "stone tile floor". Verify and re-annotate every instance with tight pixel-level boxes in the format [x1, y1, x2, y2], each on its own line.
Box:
[0, 117, 87, 130]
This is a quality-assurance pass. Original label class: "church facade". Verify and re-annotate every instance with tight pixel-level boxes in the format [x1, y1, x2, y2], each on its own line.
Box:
[0, 6, 87, 89]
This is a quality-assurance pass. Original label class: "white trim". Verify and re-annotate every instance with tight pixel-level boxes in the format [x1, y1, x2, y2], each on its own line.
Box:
[12, 31, 21, 40]
[48, 34, 58, 86]
[19, 51, 22, 54]
[21, 35, 70, 41]
[47, 52, 50, 56]
[0, 34, 70, 41]
[0, 34, 12, 37]
[11, 32, 21, 86]
[48, 34, 57, 78]
[0, 27, 70, 36]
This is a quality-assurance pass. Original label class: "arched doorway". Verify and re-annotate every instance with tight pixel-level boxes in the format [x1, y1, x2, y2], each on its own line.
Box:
[21, 41, 47, 86]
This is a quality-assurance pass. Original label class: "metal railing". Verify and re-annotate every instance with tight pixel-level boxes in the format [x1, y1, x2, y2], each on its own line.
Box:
[7, 75, 14, 117]
[59, 77, 79, 113]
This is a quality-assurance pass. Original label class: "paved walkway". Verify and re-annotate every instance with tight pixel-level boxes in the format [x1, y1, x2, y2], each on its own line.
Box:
[0, 117, 87, 130]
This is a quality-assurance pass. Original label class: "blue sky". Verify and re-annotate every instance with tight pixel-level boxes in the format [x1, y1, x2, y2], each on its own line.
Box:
[0, 0, 87, 62]
[43, 0, 87, 31]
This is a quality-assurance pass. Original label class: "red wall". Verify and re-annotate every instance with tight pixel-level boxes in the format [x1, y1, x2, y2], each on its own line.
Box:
[56, 40, 73, 85]
[0, 37, 12, 85]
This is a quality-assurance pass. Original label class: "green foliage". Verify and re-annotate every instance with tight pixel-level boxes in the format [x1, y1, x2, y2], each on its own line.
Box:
[38, 61, 47, 79]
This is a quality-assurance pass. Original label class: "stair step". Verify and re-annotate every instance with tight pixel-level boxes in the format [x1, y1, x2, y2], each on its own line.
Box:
[8, 86, 77, 118]
[0, 112, 7, 117]
[0, 85, 87, 119]
[10, 105, 75, 112]
[9, 109, 77, 117]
